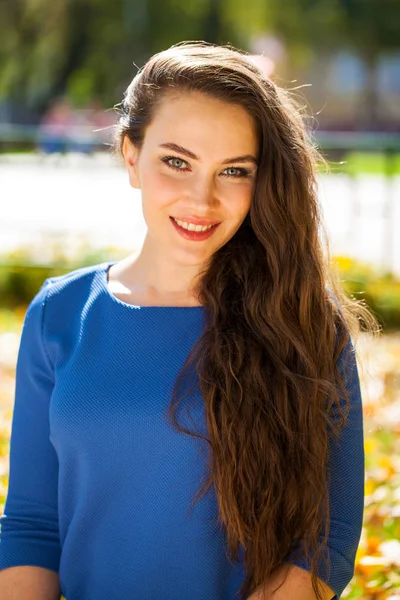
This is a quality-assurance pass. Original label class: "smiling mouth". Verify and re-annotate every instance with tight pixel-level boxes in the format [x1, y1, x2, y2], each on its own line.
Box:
[171, 217, 218, 232]
[169, 216, 221, 240]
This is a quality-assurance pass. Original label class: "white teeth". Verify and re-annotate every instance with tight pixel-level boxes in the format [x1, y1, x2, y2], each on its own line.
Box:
[173, 217, 215, 232]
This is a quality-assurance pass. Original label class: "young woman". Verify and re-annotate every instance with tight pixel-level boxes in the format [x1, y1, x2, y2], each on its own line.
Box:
[0, 42, 375, 600]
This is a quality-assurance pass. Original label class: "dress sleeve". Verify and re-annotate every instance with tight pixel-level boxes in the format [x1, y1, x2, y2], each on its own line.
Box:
[284, 333, 365, 599]
[0, 280, 61, 572]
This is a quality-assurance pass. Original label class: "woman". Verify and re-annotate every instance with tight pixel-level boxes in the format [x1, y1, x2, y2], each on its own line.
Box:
[0, 42, 375, 600]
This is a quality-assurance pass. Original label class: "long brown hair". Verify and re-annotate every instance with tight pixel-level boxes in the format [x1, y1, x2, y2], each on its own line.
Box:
[115, 41, 377, 599]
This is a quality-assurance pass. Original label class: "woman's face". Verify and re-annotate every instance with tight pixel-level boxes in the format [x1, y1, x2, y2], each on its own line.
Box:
[123, 90, 258, 268]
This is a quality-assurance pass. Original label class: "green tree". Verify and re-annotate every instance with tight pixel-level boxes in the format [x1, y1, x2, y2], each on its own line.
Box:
[1, 0, 398, 122]
[0, 0, 235, 114]
[226, 0, 400, 127]
[337, 0, 400, 125]
[0, 0, 70, 111]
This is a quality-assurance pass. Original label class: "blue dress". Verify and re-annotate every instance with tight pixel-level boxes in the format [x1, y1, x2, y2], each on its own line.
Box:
[0, 263, 364, 599]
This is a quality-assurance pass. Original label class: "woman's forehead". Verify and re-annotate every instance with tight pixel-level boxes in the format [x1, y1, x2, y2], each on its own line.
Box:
[143, 91, 259, 154]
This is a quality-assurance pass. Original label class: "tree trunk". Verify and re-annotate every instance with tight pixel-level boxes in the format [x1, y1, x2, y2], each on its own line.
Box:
[361, 52, 380, 129]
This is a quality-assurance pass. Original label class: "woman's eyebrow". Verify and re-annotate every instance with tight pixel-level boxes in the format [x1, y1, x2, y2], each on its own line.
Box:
[159, 142, 258, 165]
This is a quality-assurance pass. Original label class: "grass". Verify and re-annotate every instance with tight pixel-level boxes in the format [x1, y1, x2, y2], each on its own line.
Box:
[345, 152, 400, 176]
[322, 152, 400, 176]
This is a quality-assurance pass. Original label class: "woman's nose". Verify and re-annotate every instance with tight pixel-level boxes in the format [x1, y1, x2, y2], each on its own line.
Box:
[189, 175, 218, 209]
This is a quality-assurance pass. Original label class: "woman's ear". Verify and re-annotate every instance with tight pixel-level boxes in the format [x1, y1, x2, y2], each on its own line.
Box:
[122, 136, 141, 189]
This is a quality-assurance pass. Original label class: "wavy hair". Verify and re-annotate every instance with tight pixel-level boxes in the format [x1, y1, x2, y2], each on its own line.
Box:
[114, 42, 377, 599]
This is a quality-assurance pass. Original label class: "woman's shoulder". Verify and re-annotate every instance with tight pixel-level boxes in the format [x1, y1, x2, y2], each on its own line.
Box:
[45, 261, 110, 293]
[28, 261, 111, 319]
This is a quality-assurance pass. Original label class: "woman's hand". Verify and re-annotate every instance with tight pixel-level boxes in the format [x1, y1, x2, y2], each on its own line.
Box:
[247, 564, 335, 600]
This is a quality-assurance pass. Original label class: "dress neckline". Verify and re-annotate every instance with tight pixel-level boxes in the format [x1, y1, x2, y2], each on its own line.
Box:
[101, 262, 205, 310]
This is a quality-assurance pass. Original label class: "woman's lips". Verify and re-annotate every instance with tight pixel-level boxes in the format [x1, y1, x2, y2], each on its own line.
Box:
[169, 216, 221, 241]
[171, 215, 220, 226]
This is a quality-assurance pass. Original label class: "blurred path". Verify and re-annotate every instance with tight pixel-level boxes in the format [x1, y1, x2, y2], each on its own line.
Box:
[0, 153, 145, 256]
[1, 153, 399, 274]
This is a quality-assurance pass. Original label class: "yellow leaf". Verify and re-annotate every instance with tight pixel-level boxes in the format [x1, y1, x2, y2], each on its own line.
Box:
[377, 455, 396, 474]
[364, 437, 380, 454]
[365, 479, 375, 496]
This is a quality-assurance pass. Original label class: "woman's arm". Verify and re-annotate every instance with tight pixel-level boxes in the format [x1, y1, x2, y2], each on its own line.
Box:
[0, 566, 61, 600]
[247, 564, 335, 600]
[0, 281, 62, 578]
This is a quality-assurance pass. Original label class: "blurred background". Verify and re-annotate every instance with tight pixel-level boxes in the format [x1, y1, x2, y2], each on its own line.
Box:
[0, 1, 400, 598]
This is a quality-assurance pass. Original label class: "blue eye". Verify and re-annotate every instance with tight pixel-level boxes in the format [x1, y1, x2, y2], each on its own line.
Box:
[223, 167, 250, 178]
[161, 156, 188, 171]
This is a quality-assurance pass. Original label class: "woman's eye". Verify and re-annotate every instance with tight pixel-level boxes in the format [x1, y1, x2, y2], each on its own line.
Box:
[170, 158, 185, 169]
[161, 156, 188, 171]
[223, 167, 249, 178]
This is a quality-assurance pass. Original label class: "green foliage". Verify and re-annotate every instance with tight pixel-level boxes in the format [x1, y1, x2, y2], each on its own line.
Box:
[0, 0, 236, 111]
[334, 256, 400, 330]
[0, 265, 57, 308]
[319, 152, 400, 176]
[67, 68, 96, 109]
[0, 245, 125, 309]
[256, 0, 400, 58]
[344, 153, 400, 177]
[1, 0, 398, 113]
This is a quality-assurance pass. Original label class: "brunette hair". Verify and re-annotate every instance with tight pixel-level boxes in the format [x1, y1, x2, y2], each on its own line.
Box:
[114, 41, 377, 599]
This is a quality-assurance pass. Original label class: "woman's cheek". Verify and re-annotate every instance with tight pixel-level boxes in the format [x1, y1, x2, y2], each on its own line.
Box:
[222, 183, 253, 212]
[142, 170, 176, 202]
[156, 170, 184, 192]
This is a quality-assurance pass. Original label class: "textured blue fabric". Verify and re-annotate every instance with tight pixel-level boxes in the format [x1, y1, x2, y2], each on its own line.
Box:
[0, 262, 364, 599]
